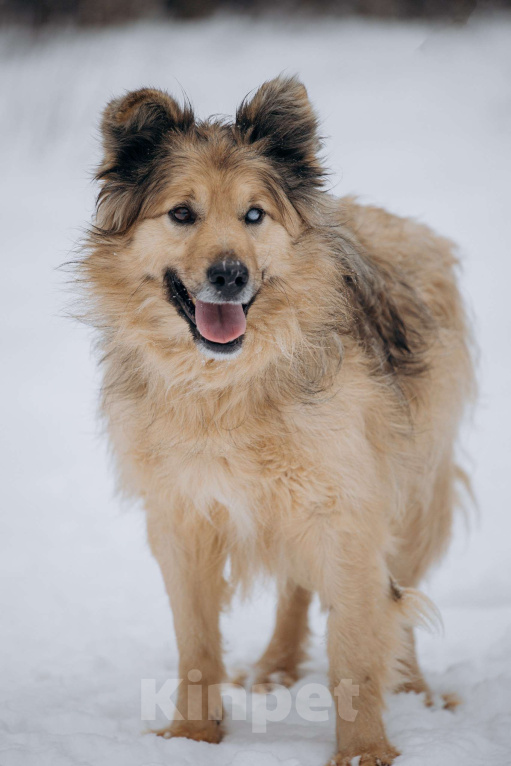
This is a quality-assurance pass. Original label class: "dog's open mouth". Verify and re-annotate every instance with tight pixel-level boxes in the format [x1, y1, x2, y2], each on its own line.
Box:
[164, 270, 254, 356]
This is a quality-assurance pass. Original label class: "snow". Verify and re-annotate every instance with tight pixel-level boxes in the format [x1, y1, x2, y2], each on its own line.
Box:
[1, 13, 511, 766]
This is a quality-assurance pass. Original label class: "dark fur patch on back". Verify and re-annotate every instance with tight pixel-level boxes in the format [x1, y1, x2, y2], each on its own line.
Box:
[341, 249, 432, 377]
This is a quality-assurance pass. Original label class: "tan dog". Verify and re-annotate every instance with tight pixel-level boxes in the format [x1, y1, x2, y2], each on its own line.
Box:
[80, 77, 473, 765]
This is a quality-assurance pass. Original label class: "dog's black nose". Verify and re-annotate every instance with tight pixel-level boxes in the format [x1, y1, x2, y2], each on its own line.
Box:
[207, 259, 249, 300]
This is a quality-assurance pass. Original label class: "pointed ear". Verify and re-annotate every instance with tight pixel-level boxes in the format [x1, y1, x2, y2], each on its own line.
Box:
[235, 76, 324, 199]
[96, 88, 194, 233]
[99, 87, 194, 181]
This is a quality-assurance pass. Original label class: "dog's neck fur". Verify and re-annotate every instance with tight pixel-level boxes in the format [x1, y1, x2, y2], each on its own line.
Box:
[99, 316, 347, 436]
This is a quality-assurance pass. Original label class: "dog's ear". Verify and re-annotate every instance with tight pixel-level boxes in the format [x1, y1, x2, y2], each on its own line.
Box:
[96, 88, 194, 233]
[100, 88, 193, 179]
[235, 76, 324, 199]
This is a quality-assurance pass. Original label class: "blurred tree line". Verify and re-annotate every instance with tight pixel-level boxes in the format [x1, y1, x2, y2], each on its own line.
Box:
[1, 0, 509, 26]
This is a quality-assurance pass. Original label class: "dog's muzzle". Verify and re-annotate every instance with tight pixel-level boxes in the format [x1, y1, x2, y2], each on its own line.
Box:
[164, 268, 258, 359]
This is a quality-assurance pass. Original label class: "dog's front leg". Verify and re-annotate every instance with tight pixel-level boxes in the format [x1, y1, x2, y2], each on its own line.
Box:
[147, 506, 227, 743]
[293, 516, 402, 766]
[325, 548, 402, 766]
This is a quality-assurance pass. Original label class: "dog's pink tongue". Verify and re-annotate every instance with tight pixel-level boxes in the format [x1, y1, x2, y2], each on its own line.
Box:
[195, 300, 246, 344]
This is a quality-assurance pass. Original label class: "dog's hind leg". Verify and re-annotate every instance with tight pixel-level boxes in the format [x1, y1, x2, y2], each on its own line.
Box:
[146, 504, 228, 744]
[394, 627, 461, 710]
[394, 627, 433, 706]
[390, 457, 464, 710]
[252, 581, 312, 690]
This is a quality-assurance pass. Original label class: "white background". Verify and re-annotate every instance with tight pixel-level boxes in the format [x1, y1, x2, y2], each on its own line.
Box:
[1, 13, 510, 765]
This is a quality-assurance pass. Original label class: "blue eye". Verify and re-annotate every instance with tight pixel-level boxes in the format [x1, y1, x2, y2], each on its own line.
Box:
[245, 207, 264, 224]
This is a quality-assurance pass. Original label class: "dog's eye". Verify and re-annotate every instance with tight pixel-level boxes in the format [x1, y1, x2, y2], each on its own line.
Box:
[170, 206, 196, 224]
[245, 207, 265, 225]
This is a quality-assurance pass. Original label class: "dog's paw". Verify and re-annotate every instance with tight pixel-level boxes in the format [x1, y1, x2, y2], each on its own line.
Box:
[152, 719, 223, 744]
[394, 678, 433, 707]
[328, 742, 400, 766]
[230, 664, 300, 692]
[442, 691, 461, 711]
[418, 690, 461, 711]
[229, 667, 248, 687]
[395, 681, 460, 711]
[253, 668, 300, 692]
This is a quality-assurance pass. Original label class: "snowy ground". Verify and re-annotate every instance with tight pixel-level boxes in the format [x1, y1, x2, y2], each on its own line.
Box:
[1, 13, 511, 766]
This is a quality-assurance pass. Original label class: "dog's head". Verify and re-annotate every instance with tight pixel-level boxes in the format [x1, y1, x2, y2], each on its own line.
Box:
[87, 77, 346, 384]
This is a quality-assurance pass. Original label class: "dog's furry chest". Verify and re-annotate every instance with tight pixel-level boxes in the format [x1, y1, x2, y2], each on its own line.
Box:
[156, 424, 300, 538]
[121, 390, 383, 547]
[114, 391, 345, 541]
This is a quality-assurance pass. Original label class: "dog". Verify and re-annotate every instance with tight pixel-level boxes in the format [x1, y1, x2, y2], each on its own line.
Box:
[80, 76, 474, 765]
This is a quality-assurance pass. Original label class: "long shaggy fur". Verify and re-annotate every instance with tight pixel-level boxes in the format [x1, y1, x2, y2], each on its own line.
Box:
[78, 76, 474, 766]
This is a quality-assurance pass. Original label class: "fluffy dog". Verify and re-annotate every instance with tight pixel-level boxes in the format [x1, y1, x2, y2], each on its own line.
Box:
[81, 77, 473, 765]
